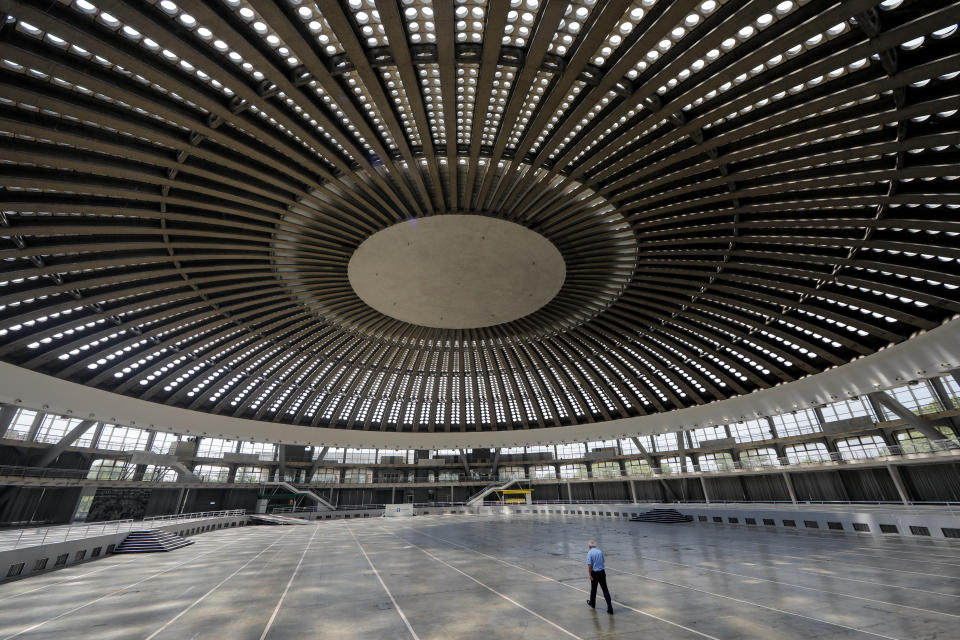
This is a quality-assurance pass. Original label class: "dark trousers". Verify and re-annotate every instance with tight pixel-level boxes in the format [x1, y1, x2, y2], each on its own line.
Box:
[589, 570, 612, 609]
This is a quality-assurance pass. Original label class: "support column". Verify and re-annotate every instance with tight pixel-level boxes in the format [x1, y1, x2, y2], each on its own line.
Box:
[629, 478, 638, 504]
[491, 447, 501, 477]
[26, 411, 46, 442]
[886, 464, 911, 505]
[869, 392, 945, 442]
[459, 448, 470, 478]
[0, 404, 18, 439]
[929, 377, 960, 430]
[35, 419, 96, 467]
[631, 436, 676, 502]
[278, 444, 287, 481]
[676, 430, 688, 472]
[307, 446, 329, 483]
[699, 476, 711, 504]
[781, 471, 798, 504]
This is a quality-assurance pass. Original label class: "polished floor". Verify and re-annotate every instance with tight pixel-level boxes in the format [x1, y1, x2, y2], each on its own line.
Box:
[0, 513, 957, 639]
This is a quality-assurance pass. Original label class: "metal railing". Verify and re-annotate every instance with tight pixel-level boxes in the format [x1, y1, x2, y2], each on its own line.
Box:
[0, 509, 246, 552]
[2, 439, 957, 487]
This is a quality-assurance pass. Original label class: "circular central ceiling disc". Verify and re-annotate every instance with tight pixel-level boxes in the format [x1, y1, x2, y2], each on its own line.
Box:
[348, 215, 566, 329]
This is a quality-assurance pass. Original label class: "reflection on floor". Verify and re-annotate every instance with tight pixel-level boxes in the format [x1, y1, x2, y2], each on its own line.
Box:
[0, 512, 957, 639]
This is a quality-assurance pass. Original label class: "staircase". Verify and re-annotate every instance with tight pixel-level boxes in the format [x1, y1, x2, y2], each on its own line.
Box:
[250, 514, 311, 525]
[114, 530, 195, 553]
[630, 508, 693, 524]
[262, 482, 335, 511]
[467, 478, 524, 506]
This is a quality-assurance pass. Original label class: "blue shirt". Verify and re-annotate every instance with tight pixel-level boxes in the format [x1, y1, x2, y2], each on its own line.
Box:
[587, 547, 605, 572]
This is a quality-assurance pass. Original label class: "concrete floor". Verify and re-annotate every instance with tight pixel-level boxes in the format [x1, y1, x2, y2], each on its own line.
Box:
[0, 513, 958, 640]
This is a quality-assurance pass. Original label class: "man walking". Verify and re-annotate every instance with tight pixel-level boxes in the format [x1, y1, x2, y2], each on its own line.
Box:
[586, 540, 613, 614]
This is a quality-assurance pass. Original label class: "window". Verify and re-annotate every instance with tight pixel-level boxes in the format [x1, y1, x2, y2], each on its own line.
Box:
[624, 459, 653, 476]
[235, 466, 268, 483]
[688, 426, 727, 447]
[193, 465, 230, 482]
[559, 464, 587, 479]
[150, 431, 178, 455]
[498, 465, 526, 480]
[653, 432, 678, 451]
[895, 427, 957, 453]
[728, 419, 774, 443]
[660, 456, 694, 473]
[196, 438, 237, 458]
[531, 465, 556, 479]
[311, 469, 340, 483]
[344, 449, 377, 464]
[5, 409, 38, 440]
[587, 440, 619, 454]
[377, 449, 414, 463]
[784, 442, 832, 464]
[591, 461, 621, 478]
[884, 381, 942, 416]
[87, 459, 133, 480]
[437, 471, 460, 481]
[740, 448, 780, 467]
[344, 468, 372, 483]
[239, 441, 275, 461]
[620, 437, 651, 455]
[771, 409, 821, 437]
[836, 435, 887, 460]
[34, 416, 95, 447]
[96, 425, 149, 451]
[142, 465, 177, 482]
[698, 452, 735, 471]
[820, 397, 876, 423]
[322, 448, 345, 463]
[555, 443, 585, 459]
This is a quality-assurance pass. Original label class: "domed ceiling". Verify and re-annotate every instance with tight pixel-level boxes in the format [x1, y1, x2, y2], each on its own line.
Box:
[0, 0, 958, 434]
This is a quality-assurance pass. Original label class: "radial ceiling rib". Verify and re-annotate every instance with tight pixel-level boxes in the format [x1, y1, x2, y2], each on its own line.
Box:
[0, 0, 958, 438]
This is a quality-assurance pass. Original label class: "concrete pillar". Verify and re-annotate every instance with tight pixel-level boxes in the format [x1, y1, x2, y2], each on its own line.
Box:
[781, 471, 798, 504]
[699, 476, 711, 504]
[886, 464, 911, 505]
[35, 419, 96, 467]
[629, 478, 638, 504]
[26, 411, 46, 442]
[0, 404, 18, 439]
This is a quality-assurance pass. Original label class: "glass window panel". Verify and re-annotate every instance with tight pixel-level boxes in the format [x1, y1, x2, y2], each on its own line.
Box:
[740, 448, 780, 467]
[344, 468, 373, 483]
[531, 465, 556, 479]
[835, 435, 887, 460]
[697, 452, 735, 471]
[559, 463, 588, 478]
[498, 465, 526, 480]
[771, 410, 822, 437]
[87, 458, 133, 480]
[591, 461, 621, 478]
[193, 464, 230, 482]
[196, 438, 237, 458]
[235, 466, 268, 483]
[660, 456, 694, 473]
[784, 442, 832, 464]
[555, 443, 585, 459]
[96, 425, 149, 451]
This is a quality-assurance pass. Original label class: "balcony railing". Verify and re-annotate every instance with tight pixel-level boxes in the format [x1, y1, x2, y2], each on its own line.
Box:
[1, 439, 956, 487]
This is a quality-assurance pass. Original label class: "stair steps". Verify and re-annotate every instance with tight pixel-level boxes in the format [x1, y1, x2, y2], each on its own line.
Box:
[250, 514, 311, 525]
[630, 508, 693, 524]
[114, 530, 195, 553]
